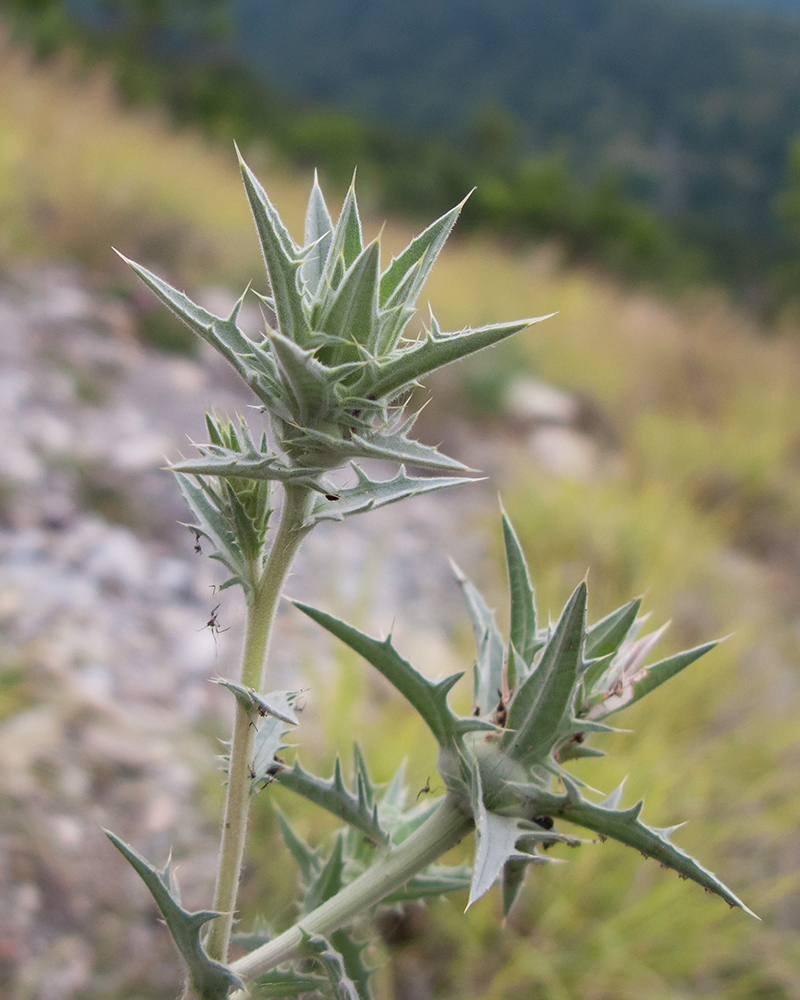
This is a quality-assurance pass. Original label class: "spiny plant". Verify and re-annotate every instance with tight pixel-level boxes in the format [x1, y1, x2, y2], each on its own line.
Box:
[106, 153, 755, 1000]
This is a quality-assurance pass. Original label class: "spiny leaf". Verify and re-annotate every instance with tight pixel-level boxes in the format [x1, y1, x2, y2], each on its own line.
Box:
[319, 182, 363, 296]
[116, 253, 265, 385]
[305, 465, 477, 527]
[376, 196, 468, 352]
[369, 315, 551, 401]
[505, 582, 588, 764]
[302, 170, 334, 296]
[513, 776, 758, 918]
[174, 473, 247, 592]
[171, 450, 326, 488]
[302, 834, 346, 913]
[467, 762, 524, 909]
[266, 329, 341, 426]
[380, 197, 465, 308]
[451, 560, 505, 716]
[251, 970, 329, 998]
[274, 806, 320, 882]
[320, 420, 475, 473]
[103, 831, 242, 1000]
[597, 640, 721, 718]
[382, 864, 472, 903]
[275, 754, 388, 845]
[214, 680, 299, 725]
[213, 684, 298, 791]
[299, 932, 361, 1000]
[238, 152, 312, 348]
[583, 597, 642, 660]
[330, 927, 375, 1000]
[502, 509, 541, 668]
[317, 239, 380, 364]
[292, 602, 492, 749]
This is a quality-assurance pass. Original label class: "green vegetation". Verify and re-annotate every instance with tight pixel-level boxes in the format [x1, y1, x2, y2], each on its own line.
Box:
[2, 21, 800, 997]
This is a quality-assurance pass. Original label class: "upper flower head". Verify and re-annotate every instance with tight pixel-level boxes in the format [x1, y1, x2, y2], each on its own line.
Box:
[118, 152, 550, 482]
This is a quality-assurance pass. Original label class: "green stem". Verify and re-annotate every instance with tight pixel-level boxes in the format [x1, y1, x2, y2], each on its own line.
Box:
[206, 484, 314, 964]
[229, 794, 474, 987]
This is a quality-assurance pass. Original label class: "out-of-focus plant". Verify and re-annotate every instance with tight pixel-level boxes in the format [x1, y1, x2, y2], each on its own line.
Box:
[106, 154, 755, 1000]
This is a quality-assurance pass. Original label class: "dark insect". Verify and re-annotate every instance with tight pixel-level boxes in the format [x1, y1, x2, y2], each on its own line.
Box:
[200, 604, 230, 648]
[193, 530, 202, 554]
[492, 692, 508, 729]
[416, 777, 432, 800]
[532, 815, 554, 831]
[324, 494, 340, 501]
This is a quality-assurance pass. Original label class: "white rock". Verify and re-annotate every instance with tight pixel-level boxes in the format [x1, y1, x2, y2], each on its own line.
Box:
[528, 425, 599, 481]
[505, 377, 579, 426]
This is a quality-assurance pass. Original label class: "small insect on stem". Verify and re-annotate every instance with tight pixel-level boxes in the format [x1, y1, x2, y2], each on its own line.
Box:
[324, 493, 340, 501]
[416, 777, 435, 800]
[193, 530, 202, 554]
[200, 604, 230, 649]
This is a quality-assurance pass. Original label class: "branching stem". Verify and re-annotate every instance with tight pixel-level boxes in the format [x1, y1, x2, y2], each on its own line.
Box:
[205, 483, 314, 963]
[229, 794, 474, 988]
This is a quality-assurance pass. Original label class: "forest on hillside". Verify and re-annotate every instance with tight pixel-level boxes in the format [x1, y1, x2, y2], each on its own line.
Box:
[8, 0, 800, 302]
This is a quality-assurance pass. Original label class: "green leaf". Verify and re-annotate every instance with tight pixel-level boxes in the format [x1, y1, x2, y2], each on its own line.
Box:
[302, 170, 334, 296]
[376, 196, 468, 352]
[251, 970, 329, 998]
[171, 450, 325, 488]
[380, 198, 466, 306]
[583, 597, 642, 660]
[505, 582, 587, 765]
[514, 776, 758, 918]
[319, 182, 363, 297]
[298, 418, 475, 473]
[382, 864, 472, 903]
[267, 329, 341, 427]
[467, 762, 529, 909]
[275, 753, 388, 845]
[299, 932, 361, 1000]
[103, 831, 242, 1000]
[174, 472, 247, 592]
[451, 560, 505, 716]
[302, 835, 346, 913]
[317, 240, 380, 364]
[238, 152, 312, 348]
[502, 510, 541, 668]
[292, 602, 492, 750]
[502, 858, 529, 917]
[214, 680, 299, 725]
[330, 927, 374, 1000]
[598, 640, 720, 718]
[305, 465, 478, 527]
[274, 806, 320, 882]
[369, 315, 551, 401]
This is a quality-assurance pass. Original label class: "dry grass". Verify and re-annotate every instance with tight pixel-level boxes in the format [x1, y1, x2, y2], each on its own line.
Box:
[4, 24, 800, 996]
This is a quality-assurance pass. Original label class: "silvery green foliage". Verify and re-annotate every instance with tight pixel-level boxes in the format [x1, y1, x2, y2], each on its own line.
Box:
[103, 832, 243, 1000]
[175, 414, 274, 599]
[235, 749, 472, 998]
[296, 509, 756, 920]
[119, 154, 547, 488]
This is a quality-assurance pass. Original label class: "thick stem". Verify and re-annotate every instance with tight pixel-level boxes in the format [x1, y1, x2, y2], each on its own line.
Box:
[229, 794, 474, 987]
[206, 484, 314, 963]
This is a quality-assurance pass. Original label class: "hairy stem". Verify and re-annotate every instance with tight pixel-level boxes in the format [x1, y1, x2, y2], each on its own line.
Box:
[206, 484, 314, 963]
[229, 794, 474, 987]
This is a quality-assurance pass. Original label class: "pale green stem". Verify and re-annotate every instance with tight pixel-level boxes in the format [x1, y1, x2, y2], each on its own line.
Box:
[229, 794, 474, 989]
[206, 484, 314, 964]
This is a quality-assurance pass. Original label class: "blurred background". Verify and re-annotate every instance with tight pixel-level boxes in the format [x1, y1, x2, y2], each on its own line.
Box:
[1, 0, 800, 997]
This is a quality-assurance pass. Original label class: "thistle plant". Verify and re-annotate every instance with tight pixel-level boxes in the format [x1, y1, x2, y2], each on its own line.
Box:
[105, 154, 755, 1000]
